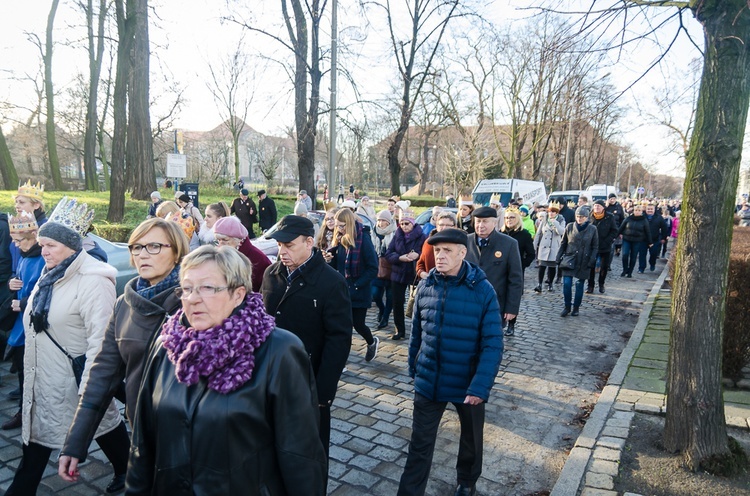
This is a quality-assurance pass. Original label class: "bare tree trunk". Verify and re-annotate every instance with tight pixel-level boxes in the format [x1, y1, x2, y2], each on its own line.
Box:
[0, 127, 19, 189]
[107, 0, 133, 222]
[128, 0, 155, 200]
[44, 0, 64, 190]
[664, 0, 750, 472]
[83, 0, 108, 191]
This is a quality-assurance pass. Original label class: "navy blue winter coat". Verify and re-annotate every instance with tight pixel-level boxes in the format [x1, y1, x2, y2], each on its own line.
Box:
[408, 261, 503, 403]
[385, 225, 427, 285]
[329, 227, 378, 308]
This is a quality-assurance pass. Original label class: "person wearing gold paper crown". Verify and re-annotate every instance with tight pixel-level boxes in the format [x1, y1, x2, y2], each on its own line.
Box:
[9, 180, 46, 279]
[6, 198, 130, 495]
[1, 213, 45, 432]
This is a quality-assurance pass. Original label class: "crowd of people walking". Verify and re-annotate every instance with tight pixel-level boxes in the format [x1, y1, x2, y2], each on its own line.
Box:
[0, 180, 696, 495]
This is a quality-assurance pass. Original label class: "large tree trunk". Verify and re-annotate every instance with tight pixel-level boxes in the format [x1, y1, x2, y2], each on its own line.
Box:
[44, 0, 64, 190]
[83, 0, 107, 191]
[107, 0, 133, 222]
[663, 1, 750, 471]
[128, 0, 155, 200]
[0, 127, 19, 189]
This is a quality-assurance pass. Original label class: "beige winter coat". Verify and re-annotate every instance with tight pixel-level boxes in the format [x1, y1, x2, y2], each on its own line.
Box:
[22, 250, 122, 448]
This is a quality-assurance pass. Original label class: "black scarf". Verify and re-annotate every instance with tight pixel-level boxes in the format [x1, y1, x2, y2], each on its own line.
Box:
[30, 250, 81, 333]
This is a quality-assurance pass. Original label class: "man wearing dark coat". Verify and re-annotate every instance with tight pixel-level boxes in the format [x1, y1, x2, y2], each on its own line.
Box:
[230, 189, 258, 238]
[260, 215, 353, 470]
[398, 228, 502, 496]
[465, 207, 524, 328]
[588, 200, 619, 294]
[645, 204, 669, 271]
[257, 190, 277, 232]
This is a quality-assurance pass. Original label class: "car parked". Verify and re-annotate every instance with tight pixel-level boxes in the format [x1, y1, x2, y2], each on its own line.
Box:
[87, 233, 137, 296]
[414, 207, 458, 228]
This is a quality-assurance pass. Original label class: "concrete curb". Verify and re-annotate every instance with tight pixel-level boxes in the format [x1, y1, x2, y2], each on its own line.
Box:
[550, 269, 669, 496]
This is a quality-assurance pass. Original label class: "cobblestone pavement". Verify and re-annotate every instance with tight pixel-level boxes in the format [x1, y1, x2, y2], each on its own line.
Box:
[0, 259, 665, 495]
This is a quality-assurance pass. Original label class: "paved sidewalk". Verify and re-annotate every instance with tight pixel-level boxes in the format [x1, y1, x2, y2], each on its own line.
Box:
[0, 260, 664, 495]
[553, 270, 750, 496]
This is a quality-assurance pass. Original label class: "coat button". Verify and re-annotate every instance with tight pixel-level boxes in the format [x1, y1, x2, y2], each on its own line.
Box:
[276, 311, 281, 315]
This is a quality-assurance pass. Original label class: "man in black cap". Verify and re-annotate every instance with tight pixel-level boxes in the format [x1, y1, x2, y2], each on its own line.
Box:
[260, 215, 352, 477]
[257, 190, 277, 232]
[398, 228, 502, 496]
[464, 206, 524, 336]
[230, 189, 257, 238]
[588, 200, 619, 293]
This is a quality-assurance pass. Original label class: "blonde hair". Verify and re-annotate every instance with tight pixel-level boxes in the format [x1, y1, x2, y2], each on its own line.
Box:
[332, 208, 359, 250]
[156, 201, 179, 219]
[128, 218, 190, 267]
[180, 245, 252, 291]
[14, 195, 45, 213]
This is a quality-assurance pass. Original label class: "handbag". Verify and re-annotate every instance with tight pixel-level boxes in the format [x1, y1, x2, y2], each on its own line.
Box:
[377, 257, 392, 280]
[560, 252, 578, 271]
[43, 329, 86, 386]
[404, 274, 419, 319]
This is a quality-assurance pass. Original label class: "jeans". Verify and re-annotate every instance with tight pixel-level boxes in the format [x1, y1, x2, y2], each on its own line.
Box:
[648, 242, 662, 268]
[7, 421, 129, 495]
[397, 393, 485, 496]
[371, 279, 392, 325]
[563, 276, 585, 308]
[621, 240, 647, 275]
[392, 281, 409, 336]
[588, 252, 611, 288]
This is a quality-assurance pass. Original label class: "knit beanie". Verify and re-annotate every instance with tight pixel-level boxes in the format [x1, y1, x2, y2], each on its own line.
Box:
[213, 216, 248, 240]
[294, 202, 309, 216]
[376, 209, 392, 223]
[38, 221, 82, 251]
[151, 191, 161, 200]
[575, 205, 592, 218]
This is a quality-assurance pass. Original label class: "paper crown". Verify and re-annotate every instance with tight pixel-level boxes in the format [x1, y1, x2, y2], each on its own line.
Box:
[8, 212, 38, 234]
[47, 197, 95, 236]
[459, 197, 473, 206]
[16, 180, 44, 202]
[505, 206, 521, 215]
[548, 200, 561, 211]
[489, 194, 501, 205]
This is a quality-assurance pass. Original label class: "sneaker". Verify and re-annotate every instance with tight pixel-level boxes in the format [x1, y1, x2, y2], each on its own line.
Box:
[1, 410, 21, 430]
[571, 307, 580, 316]
[547, 283, 554, 292]
[637, 270, 644, 274]
[365, 337, 379, 362]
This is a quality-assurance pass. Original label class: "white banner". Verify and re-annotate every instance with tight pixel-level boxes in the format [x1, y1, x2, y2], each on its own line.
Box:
[166, 153, 187, 178]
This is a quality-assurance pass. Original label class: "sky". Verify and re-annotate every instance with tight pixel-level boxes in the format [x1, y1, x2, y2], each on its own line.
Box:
[0, 0, 707, 178]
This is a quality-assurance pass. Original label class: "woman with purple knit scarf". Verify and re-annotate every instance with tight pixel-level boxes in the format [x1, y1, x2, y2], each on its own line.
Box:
[328, 208, 380, 362]
[126, 246, 326, 494]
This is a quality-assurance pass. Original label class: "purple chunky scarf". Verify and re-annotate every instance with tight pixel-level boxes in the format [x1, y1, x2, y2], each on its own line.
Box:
[161, 293, 275, 394]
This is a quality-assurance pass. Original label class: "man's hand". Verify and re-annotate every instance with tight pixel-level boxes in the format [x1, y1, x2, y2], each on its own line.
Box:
[58, 456, 80, 482]
[464, 395, 484, 406]
[504, 313, 517, 321]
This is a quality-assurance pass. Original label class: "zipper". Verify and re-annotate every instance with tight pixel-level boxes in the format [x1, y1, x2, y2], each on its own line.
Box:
[434, 278, 447, 399]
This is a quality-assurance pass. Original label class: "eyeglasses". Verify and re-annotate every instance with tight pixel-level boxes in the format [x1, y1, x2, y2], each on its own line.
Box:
[175, 285, 230, 299]
[336, 223, 347, 230]
[325, 217, 335, 222]
[128, 243, 172, 255]
[400, 222, 412, 226]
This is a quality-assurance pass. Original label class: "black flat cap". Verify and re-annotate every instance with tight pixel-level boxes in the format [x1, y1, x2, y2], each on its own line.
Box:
[427, 227, 468, 247]
[258, 189, 266, 196]
[594, 200, 606, 207]
[267, 215, 315, 242]
[472, 206, 497, 218]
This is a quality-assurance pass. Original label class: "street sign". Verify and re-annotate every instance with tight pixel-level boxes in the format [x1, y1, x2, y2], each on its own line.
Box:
[166, 153, 187, 178]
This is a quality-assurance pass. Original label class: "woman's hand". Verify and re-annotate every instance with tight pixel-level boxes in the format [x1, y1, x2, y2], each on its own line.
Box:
[419, 271, 428, 280]
[11, 299, 20, 312]
[58, 455, 81, 482]
[8, 278, 22, 291]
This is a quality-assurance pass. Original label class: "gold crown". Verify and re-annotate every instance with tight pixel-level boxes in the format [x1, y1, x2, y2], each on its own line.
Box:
[548, 200, 561, 211]
[47, 197, 95, 237]
[505, 206, 521, 215]
[16, 180, 44, 202]
[8, 212, 38, 234]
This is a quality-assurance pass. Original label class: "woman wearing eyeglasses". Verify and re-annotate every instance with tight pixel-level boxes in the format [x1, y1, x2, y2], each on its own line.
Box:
[316, 207, 339, 255]
[58, 218, 190, 490]
[127, 246, 326, 494]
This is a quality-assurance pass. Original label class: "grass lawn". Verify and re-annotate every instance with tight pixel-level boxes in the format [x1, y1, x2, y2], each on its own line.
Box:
[0, 186, 298, 242]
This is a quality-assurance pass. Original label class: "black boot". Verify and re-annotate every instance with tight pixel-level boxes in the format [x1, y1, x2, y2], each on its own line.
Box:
[533, 284, 542, 293]
[560, 306, 571, 317]
[571, 307, 580, 316]
[547, 282, 554, 292]
[599, 284, 605, 293]
[585, 285, 594, 294]
[504, 321, 515, 336]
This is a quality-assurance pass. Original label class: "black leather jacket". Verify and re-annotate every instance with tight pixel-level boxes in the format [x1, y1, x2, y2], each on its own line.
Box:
[126, 327, 327, 495]
[61, 279, 181, 462]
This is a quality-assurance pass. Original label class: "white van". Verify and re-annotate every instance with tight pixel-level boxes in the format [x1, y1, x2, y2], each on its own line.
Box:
[547, 190, 585, 205]
[472, 179, 547, 206]
[586, 184, 619, 202]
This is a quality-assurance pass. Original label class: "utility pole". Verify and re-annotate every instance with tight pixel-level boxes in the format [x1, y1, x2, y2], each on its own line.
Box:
[328, 0, 338, 202]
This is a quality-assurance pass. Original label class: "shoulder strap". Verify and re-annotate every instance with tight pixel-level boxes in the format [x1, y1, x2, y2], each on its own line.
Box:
[43, 329, 74, 362]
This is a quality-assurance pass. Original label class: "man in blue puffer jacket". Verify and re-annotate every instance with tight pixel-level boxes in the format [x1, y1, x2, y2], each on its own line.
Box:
[398, 228, 503, 496]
